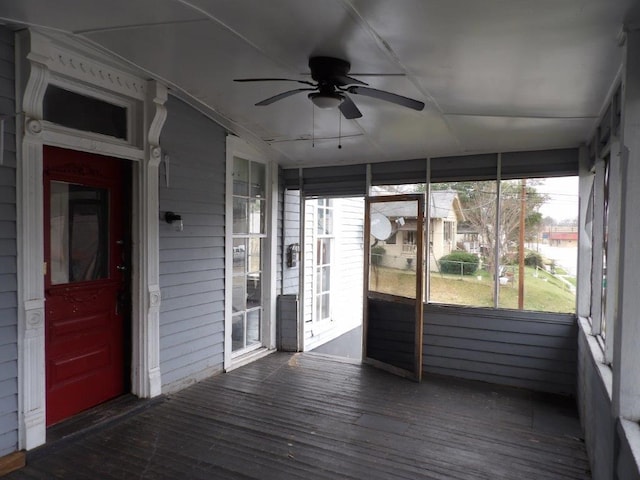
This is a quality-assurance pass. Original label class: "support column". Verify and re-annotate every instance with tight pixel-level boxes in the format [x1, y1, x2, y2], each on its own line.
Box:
[132, 80, 166, 398]
[613, 29, 640, 420]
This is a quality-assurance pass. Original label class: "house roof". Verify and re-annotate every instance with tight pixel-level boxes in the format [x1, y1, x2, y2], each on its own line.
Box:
[3, 1, 638, 168]
[549, 232, 578, 241]
[372, 191, 463, 220]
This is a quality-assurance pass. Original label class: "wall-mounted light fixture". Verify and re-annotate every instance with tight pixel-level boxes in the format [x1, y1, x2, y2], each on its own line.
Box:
[286, 243, 300, 268]
[164, 211, 183, 232]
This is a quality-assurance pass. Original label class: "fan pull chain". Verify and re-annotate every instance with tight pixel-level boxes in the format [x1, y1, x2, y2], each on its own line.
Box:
[338, 110, 342, 149]
[312, 104, 315, 148]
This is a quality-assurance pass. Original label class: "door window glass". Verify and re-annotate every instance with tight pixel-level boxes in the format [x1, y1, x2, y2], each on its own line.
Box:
[50, 181, 108, 284]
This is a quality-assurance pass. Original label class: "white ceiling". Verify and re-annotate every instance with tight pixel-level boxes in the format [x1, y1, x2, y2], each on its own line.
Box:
[2, 0, 639, 167]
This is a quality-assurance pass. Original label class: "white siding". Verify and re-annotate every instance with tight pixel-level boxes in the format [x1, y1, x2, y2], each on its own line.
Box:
[281, 189, 299, 295]
[158, 96, 226, 393]
[0, 26, 17, 458]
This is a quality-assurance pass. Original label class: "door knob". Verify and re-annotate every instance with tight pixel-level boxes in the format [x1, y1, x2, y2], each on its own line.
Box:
[116, 265, 127, 271]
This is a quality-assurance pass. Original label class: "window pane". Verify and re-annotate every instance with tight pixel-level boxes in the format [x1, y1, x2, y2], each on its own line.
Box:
[315, 268, 322, 296]
[369, 200, 418, 299]
[248, 237, 262, 273]
[233, 239, 246, 275]
[321, 293, 330, 319]
[43, 85, 127, 140]
[249, 199, 265, 234]
[429, 181, 495, 308]
[497, 177, 577, 313]
[233, 157, 249, 196]
[232, 275, 246, 312]
[50, 181, 108, 285]
[325, 206, 333, 235]
[322, 266, 330, 291]
[317, 207, 325, 234]
[247, 273, 261, 309]
[251, 162, 266, 198]
[233, 197, 248, 234]
[317, 238, 331, 265]
[232, 313, 244, 351]
[246, 310, 261, 346]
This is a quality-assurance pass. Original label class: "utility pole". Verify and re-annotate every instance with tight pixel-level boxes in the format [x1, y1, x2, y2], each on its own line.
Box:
[518, 178, 527, 309]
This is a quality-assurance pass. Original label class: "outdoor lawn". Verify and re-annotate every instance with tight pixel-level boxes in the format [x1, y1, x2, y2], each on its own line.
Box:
[370, 265, 576, 313]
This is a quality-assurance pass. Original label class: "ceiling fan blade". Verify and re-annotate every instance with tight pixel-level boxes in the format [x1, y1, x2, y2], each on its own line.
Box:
[235, 78, 316, 87]
[334, 75, 368, 87]
[255, 88, 317, 106]
[347, 86, 425, 111]
[339, 94, 362, 119]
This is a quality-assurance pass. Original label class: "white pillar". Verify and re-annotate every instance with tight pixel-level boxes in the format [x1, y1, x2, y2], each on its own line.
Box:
[613, 29, 640, 420]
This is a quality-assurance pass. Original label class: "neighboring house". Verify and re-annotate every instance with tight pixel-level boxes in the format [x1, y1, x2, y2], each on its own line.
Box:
[543, 227, 579, 247]
[456, 222, 481, 254]
[374, 190, 465, 272]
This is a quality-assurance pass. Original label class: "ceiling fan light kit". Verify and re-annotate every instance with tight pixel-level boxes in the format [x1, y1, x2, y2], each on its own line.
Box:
[309, 91, 344, 109]
[234, 56, 425, 119]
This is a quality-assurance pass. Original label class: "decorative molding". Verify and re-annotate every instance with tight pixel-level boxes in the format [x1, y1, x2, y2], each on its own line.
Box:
[148, 286, 162, 309]
[30, 30, 146, 101]
[25, 118, 42, 136]
[17, 28, 164, 451]
[41, 128, 144, 161]
[22, 49, 49, 120]
[131, 80, 167, 398]
[147, 82, 168, 150]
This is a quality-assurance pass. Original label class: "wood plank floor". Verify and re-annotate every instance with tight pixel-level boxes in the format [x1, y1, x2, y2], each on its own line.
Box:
[8, 353, 591, 479]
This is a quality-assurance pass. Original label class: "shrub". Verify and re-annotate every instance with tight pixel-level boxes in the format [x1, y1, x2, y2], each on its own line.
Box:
[525, 251, 544, 268]
[439, 251, 480, 275]
[371, 245, 386, 266]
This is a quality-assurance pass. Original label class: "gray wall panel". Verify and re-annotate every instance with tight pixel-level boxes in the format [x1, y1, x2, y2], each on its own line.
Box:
[577, 319, 614, 480]
[423, 305, 578, 395]
[159, 94, 227, 394]
[0, 25, 17, 459]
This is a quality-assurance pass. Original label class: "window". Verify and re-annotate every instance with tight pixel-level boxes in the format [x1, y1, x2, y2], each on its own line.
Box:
[600, 158, 610, 339]
[231, 156, 266, 354]
[314, 199, 333, 323]
[43, 85, 128, 140]
[428, 178, 577, 313]
[429, 181, 497, 308]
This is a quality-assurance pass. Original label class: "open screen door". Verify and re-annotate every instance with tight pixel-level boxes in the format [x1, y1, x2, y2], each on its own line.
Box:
[363, 194, 424, 381]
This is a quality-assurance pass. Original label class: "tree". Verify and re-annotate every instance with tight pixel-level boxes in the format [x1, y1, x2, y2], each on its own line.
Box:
[432, 180, 548, 279]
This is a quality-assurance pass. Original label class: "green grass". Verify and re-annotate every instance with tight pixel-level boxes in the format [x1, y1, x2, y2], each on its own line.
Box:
[370, 266, 576, 313]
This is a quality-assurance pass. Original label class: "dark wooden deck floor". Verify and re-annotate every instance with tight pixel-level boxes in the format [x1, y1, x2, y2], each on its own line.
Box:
[9, 353, 590, 479]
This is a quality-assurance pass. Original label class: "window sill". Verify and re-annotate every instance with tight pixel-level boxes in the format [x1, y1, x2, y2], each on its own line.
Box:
[618, 419, 640, 479]
[225, 347, 275, 373]
[578, 315, 613, 400]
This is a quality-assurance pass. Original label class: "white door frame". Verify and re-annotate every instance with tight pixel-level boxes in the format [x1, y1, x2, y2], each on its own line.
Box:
[16, 30, 167, 449]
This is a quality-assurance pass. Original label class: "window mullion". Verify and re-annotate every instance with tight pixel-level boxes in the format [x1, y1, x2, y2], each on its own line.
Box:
[493, 154, 502, 308]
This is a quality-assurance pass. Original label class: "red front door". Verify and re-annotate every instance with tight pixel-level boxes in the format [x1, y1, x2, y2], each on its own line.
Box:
[44, 146, 129, 426]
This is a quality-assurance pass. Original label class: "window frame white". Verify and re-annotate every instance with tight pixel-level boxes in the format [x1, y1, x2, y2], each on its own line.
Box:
[312, 198, 334, 325]
[224, 136, 276, 370]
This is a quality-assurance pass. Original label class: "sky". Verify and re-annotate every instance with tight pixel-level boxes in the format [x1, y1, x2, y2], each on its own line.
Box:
[536, 176, 579, 222]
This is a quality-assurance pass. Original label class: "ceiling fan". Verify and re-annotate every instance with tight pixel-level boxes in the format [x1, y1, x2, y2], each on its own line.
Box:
[234, 56, 425, 119]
